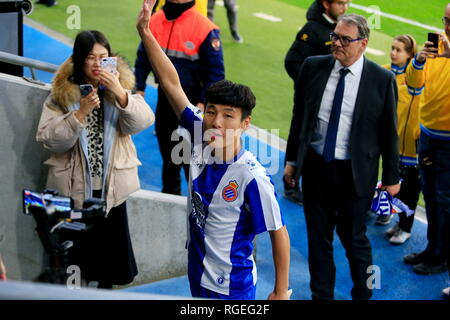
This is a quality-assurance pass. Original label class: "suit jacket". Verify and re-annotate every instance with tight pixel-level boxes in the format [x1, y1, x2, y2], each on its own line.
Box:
[285, 54, 400, 198]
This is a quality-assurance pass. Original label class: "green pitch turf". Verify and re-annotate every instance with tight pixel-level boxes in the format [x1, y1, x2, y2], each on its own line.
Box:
[28, 0, 144, 64]
[28, 0, 433, 206]
[280, 0, 447, 47]
[28, 0, 445, 139]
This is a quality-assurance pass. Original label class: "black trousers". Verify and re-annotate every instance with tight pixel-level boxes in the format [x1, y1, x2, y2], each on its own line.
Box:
[396, 164, 421, 233]
[62, 197, 138, 287]
[418, 132, 450, 263]
[302, 148, 373, 300]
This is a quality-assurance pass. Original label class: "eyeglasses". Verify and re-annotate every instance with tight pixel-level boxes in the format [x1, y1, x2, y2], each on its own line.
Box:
[329, 32, 364, 46]
[85, 55, 108, 65]
[443, 17, 450, 26]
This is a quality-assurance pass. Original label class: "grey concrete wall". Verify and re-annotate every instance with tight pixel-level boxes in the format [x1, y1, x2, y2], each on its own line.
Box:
[0, 280, 192, 300]
[127, 190, 187, 286]
[0, 73, 51, 281]
[0, 73, 188, 287]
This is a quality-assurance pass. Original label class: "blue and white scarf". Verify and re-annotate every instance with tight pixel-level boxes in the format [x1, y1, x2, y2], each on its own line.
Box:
[370, 182, 414, 217]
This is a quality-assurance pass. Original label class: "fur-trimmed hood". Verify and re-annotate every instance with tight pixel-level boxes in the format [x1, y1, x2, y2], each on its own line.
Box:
[51, 55, 135, 109]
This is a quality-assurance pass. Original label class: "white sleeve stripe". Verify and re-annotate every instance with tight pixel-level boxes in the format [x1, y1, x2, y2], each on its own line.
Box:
[254, 175, 283, 230]
[186, 104, 203, 121]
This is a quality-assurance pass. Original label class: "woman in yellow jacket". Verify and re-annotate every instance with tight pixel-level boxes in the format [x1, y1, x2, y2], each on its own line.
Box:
[379, 35, 422, 244]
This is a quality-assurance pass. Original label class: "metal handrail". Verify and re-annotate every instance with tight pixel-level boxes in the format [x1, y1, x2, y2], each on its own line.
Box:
[0, 50, 58, 80]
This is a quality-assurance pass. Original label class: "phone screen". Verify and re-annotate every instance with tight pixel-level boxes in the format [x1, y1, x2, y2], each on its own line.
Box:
[427, 33, 439, 48]
[80, 84, 93, 97]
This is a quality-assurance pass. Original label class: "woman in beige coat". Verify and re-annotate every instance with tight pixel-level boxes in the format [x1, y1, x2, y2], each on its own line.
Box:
[36, 30, 154, 288]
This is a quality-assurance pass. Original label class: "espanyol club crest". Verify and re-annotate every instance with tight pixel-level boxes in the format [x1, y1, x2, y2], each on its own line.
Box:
[222, 180, 239, 202]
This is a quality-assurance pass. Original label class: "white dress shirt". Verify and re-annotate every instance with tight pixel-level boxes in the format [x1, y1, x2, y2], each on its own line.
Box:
[310, 54, 364, 160]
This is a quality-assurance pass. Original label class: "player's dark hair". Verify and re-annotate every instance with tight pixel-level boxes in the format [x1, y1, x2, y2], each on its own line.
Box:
[205, 80, 256, 120]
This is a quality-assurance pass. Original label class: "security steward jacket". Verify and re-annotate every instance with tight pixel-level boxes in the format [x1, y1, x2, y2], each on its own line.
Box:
[134, 6, 224, 104]
[284, 1, 335, 81]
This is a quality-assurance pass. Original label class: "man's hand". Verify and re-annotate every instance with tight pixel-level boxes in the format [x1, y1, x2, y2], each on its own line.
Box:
[136, 0, 156, 35]
[383, 183, 401, 197]
[438, 34, 450, 58]
[416, 40, 440, 63]
[268, 226, 290, 301]
[268, 289, 292, 300]
[284, 164, 296, 188]
[136, 90, 145, 97]
[136, 0, 190, 119]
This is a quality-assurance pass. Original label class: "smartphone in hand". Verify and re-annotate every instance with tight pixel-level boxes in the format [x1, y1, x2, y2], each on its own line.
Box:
[427, 33, 439, 48]
[80, 84, 94, 97]
[100, 57, 117, 74]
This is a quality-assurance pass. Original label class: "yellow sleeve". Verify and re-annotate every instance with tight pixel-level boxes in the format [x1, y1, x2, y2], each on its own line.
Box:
[405, 56, 426, 90]
[155, 0, 164, 11]
[195, 0, 207, 16]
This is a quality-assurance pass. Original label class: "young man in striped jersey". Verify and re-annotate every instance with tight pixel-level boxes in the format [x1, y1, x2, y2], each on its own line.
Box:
[137, 0, 291, 300]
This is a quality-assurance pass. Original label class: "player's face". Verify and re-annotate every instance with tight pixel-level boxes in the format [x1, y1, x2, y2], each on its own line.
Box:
[390, 40, 411, 67]
[203, 103, 250, 154]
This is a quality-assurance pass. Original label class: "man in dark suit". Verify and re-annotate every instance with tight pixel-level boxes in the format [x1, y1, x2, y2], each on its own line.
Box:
[284, 14, 400, 300]
[283, 0, 349, 204]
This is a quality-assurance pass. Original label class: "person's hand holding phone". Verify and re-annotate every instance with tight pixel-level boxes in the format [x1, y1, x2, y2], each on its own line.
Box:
[76, 88, 100, 123]
[416, 33, 440, 63]
[98, 69, 128, 108]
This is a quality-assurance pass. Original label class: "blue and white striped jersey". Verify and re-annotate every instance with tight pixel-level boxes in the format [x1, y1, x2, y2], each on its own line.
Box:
[180, 104, 285, 296]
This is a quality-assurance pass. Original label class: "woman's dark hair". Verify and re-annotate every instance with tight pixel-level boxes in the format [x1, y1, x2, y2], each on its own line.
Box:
[394, 34, 417, 64]
[72, 30, 111, 85]
[205, 80, 256, 120]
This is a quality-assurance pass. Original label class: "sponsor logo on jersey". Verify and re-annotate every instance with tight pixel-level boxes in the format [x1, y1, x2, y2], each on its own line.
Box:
[222, 180, 239, 202]
[191, 191, 206, 229]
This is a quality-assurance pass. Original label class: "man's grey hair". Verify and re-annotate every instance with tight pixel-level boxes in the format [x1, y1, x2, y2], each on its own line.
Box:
[337, 14, 370, 40]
